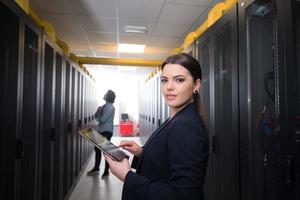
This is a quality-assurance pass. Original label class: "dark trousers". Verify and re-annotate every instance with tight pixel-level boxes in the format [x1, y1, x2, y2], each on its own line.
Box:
[93, 131, 113, 172]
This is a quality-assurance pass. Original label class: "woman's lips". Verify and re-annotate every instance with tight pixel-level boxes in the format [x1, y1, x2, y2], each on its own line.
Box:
[166, 94, 176, 100]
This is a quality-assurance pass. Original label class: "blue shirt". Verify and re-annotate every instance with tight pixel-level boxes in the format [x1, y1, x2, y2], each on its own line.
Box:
[97, 102, 115, 133]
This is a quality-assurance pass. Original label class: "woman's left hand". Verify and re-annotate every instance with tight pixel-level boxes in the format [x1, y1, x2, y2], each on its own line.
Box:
[104, 154, 131, 181]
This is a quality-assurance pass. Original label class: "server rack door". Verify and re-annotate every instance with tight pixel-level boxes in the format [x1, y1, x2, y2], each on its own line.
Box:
[63, 61, 72, 196]
[19, 24, 40, 200]
[0, 3, 19, 199]
[238, 1, 254, 200]
[83, 77, 87, 128]
[77, 71, 82, 172]
[198, 38, 211, 134]
[71, 66, 78, 179]
[276, 0, 300, 198]
[293, 1, 300, 197]
[213, 5, 239, 200]
[54, 52, 64, 200]
[40, 42, 55, 200]
[198, 38, 214, 200]
[78, 74, 84, 168]
[239, 2, 282, 200]
[250, 13, 278, 200]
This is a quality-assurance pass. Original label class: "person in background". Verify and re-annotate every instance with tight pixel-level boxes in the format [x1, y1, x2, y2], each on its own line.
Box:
[105, 53, 209, 200]
[87, 89, 116, 179]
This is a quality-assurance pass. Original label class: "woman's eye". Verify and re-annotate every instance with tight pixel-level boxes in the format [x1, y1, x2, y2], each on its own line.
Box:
[161, 79, 167, 84]
[175, 78, 184, 83]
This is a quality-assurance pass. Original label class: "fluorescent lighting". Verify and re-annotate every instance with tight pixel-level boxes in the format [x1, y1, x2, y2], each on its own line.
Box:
[124, 25, 147, 34]
[118, 43, 145, 53]
[117, 66, 137, 72]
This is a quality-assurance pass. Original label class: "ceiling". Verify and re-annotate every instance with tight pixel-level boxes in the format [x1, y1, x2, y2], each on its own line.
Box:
[30, 0, 222, 61]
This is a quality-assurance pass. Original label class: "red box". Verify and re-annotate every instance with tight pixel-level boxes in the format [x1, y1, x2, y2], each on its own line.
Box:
[119, 121, 133, 136]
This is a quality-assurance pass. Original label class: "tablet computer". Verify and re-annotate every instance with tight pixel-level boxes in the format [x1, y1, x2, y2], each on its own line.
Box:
[79, 127, 129, 162]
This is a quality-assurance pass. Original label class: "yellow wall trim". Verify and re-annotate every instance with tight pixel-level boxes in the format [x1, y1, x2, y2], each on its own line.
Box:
[77, 57, 162, 67]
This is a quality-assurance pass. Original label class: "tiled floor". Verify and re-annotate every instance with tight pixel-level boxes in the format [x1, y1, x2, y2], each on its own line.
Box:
[68, 136, 141, 200]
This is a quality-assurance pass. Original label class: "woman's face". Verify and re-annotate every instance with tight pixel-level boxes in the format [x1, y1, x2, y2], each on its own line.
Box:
[161, 63, 200, 115]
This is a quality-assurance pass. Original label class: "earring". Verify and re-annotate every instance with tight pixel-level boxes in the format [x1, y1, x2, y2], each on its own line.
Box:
[193, 90, 198, 95]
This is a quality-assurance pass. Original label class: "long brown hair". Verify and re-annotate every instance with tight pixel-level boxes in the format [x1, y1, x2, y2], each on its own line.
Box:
[162, 53, 206, 122]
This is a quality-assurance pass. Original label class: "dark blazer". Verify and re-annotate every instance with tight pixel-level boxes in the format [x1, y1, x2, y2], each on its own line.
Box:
[122, 102, 209, 200]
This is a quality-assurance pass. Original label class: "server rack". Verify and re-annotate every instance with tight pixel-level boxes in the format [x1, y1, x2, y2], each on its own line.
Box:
[293, 1, 300, 198]
[18, 17, 42, 200]
[0, 3, 20, 200]
[62, 60, 70, 196]
[195, 4, 239, 200]
[53, 50, 64, 200]
[238, 0, 300, 200]
[276, 0, 300, 198]
[39, 38, 60, 200]
[197, 36, 214, 200]
[0, 1, 97, 199]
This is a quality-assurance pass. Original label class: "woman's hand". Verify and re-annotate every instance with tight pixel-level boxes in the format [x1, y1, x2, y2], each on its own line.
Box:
[119, 140, 143, 157]
[104, 155, 131, 181]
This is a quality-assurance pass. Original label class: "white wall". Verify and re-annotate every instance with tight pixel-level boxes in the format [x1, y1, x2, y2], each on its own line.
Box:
[86, 65, 154, 125]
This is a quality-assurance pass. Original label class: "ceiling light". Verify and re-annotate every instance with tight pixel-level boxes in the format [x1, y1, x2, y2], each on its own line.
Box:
[117, 66, 137, 72]
[118, 43, 145, 53]
[124, 25, 147, 34]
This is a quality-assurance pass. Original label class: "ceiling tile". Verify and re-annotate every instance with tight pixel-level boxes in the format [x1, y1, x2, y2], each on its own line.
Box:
[56, 29, 86, 42]
[72, 49, 94, 57]
[142, 45, 171, 60]
[152, 23, 189, 37]
[119, 34, 149, 44]
[39, 13, 80, 29]
[86, 32, 117, 43]
[147, 36, 179, 47]
[119, 19, 155, 35]
[30, 0, 221, 61]
[174, 38, 184, 47]
[30, 0, 75, 14]
[78, 16, 117, 32]
[144, 46, 171, 54]
[158, 3, 206, 25]
[118, 53, 144, 59]
[93, 43, 117, 52]
[142, 52, 169, 60]
[166, 0, 214, 6]
[119, 0, 165, 21]
[73, 0, 117, 18]
[68, 41, 91, 50]
[95, 52, 117, 58]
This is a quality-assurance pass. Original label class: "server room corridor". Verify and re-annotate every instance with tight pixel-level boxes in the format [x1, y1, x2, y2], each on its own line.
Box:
[68, 136, 141, 200]
[1, 0, 299, 200]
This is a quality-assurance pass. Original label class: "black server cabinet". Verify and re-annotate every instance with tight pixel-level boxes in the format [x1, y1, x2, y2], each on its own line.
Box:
[238, 0, 300, 200]
[54, 52, 64, 200]
[294, 1, 300, 198]
[63, 60, 72, 197]
[71, 65, 78, 180]
[40, 42, 55, 200]
[78, 73, 84, 168]
[18, 23, 41, 200]
[197, 38, 214, 200]
[0, 3, 20, 200]
[77, 72, 83, 170]
[276, 0, 300, 199]
[40, 39, 64, 200]
[238, 1, 273, 200]
[197, 4, 239, 200]
[213, 5, 239, 200]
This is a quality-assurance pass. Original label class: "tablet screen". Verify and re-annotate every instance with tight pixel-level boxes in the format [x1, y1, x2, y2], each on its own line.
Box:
[79, 127, 129, 162]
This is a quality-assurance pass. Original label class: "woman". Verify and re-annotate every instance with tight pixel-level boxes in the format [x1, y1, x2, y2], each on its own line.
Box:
[88, 89, 116, 178]
[105, 53, 209, 200]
